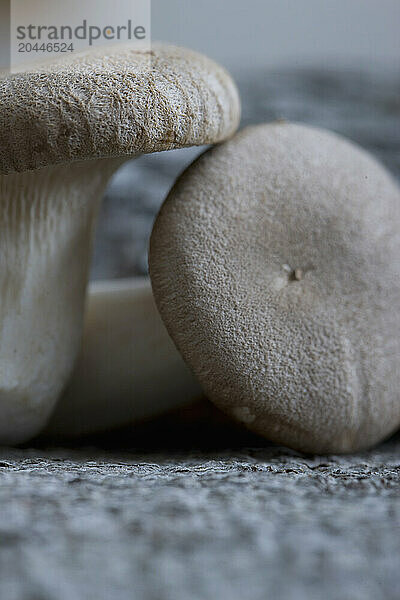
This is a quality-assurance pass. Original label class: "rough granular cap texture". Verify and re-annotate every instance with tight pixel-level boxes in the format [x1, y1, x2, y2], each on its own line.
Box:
[149, 122, 400, 454]
[0, 44, 240, 174]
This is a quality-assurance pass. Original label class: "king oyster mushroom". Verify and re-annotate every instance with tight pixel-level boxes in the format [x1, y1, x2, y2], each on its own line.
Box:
[44, 278, 202, 437]
[0, 44, 240, 445]
[149, 122, 400, 454]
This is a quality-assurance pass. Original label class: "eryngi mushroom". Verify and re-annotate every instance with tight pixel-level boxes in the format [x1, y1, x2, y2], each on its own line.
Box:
[0, 44, 240, 444]
[150, 122, 400, 454]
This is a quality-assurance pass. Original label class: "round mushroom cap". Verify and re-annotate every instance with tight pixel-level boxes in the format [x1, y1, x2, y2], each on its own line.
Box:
[0, 44, 240, 174]
[149, 122, 400, 454]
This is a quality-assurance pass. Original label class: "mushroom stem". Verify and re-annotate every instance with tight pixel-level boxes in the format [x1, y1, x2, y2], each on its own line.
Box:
[0, 158, 122, 444]
[44, 278, 202, 438]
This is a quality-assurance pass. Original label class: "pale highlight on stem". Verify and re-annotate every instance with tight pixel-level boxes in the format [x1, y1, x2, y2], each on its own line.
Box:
[45, 278, 202, 437]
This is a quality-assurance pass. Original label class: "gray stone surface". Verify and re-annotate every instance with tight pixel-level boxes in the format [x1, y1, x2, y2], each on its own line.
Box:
[0, 434, 399, 600]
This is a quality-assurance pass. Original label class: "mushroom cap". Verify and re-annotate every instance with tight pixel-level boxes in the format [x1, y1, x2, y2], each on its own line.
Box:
[0, 44, 240, 174]
[149, 122, 400, 454]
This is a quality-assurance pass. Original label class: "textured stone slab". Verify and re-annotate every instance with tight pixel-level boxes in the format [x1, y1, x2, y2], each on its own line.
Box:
[0, 434, 399, 600]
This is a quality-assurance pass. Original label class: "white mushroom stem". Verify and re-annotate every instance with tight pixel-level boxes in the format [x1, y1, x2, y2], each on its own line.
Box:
[44, 278, 202, 438]
[0, 158, 123, 445]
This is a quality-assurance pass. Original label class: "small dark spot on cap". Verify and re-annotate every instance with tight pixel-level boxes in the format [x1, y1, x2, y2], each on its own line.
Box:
[287, 268, 303, 282]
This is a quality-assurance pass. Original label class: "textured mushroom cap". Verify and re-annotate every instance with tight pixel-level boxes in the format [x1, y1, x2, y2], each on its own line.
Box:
[0, 44, 240, 174]
[149, 122, 400, 454]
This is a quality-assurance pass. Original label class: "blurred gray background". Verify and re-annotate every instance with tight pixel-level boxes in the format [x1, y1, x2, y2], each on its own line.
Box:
[91, 0, 400, 281]
[1, 0, 399, 70]
[151, 0, 400, 72]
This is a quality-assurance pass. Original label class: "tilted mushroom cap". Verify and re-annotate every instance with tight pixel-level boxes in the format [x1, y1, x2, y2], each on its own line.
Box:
[0, 43, 240, 173]
[149, 122, 400, 454]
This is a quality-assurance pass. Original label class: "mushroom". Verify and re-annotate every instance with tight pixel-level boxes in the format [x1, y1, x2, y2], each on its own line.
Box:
[0, 44, 240, 445]
[149, 122, 400, 454]
[44, 278, 202, 437]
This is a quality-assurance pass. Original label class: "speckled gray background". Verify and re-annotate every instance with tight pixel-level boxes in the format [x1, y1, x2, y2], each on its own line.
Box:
[1, 69, 400, 600]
